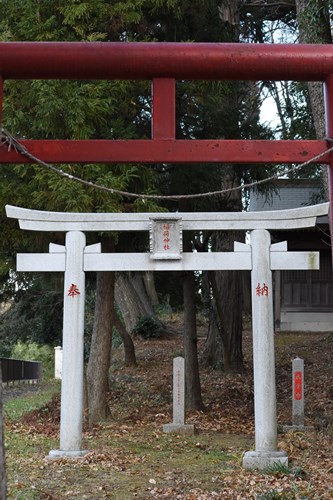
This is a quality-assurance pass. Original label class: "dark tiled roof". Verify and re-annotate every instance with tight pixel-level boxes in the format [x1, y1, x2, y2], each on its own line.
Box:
[248, 179, 328, 223]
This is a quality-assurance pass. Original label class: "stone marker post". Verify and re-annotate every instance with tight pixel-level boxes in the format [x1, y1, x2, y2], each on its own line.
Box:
[292, 357, 304, 426]
[163, 357, 195, 434]
[243, 230, 288, 469]
[283, 358, 313, 432]
[54, 346, 62, 380]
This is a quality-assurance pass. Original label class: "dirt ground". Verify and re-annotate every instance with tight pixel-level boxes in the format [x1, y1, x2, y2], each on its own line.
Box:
[5, 323, 333, 499]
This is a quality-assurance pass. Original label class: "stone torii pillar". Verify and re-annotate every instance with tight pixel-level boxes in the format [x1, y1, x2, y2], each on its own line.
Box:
[242, 232, 287, 468]
[11, 231, 101, 457]
[5, 202, 328, 464]
[235, 230, 319, 468]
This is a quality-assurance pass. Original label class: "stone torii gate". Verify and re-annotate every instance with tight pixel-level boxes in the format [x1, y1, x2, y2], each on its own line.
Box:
[6, 202, 328, 469]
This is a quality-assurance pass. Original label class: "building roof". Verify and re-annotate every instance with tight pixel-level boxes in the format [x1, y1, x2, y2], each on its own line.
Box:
[248, 179, 328, 223]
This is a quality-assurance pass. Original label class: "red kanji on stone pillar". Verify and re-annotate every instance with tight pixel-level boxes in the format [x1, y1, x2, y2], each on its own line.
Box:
[294, 371, 303, 401]
[256, 282, 269, 296]
[67, 283, 80, 298]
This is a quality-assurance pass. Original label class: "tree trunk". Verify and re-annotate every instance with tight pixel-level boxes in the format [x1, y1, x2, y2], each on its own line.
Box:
[295, 0, 332, 200]
[114, 312, 137, 367]
[183, 231, 204, 410]
[209, 259, 244, 372]
[143, 271, 159, 307]
[0, 364, 7, 500]
[87, 240, 115, 425]
[206, 167, 245, 372]
[202, 1, 244, 373]
[115, 272, 155, 332]
[115, 271, 176, 337]
[201, 307, 223, 369]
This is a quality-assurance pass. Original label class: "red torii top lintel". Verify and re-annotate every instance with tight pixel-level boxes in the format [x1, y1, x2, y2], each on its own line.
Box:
[0, 42, 333, 164]
[0, 42, 332, 163]
[0, 42, 332, 233]
[1, 42, 333, 81]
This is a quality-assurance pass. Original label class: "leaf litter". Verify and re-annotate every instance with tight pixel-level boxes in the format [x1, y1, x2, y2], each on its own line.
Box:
[5, 328, 333, 499]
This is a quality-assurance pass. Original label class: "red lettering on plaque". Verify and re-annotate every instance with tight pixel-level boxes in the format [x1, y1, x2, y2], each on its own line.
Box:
[161, 223, 171, 252]
[294, 371, 302, 400]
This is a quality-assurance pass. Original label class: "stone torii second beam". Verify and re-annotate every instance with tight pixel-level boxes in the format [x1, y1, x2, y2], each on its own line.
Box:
[6, 202, 328, 468]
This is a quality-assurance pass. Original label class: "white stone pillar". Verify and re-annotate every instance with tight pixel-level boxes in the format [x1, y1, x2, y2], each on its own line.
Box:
[292, 357, 304, 426]
[243, 229, 288, 469]
[163, 357, 194, 435]
[54, 346, 62, 380]
[49, 231, 87, 458]
[283, 357, 313, 432]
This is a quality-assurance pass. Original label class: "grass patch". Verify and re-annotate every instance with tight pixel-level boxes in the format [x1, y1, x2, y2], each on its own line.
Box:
[4, 381, 60, 422]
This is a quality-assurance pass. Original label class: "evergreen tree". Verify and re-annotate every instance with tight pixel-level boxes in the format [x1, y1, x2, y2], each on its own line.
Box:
[0, 0, 161, 422]
[0, 0, 287, 416]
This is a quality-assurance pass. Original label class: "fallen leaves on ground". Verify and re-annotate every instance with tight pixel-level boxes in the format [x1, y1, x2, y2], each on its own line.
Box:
[5, 329, 333, 499]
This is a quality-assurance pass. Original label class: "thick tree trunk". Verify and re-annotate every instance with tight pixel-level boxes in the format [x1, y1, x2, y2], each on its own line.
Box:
[115, 272, 155, 332]
[209, 260, 244, 372]
[114, 313, 137, 367]
[183, 231, 204, 410]
[295, 0, 332, 201]
[87, 239, 115, 425]
[183, 270, 204, 410]
[0, 364, 7, 500]
[206, 167, 245, 372]
[143, 271, 159, 307]
[115, 271, 176, 337]
[201, 308, 223, 369]
[201, 2, 244, 373]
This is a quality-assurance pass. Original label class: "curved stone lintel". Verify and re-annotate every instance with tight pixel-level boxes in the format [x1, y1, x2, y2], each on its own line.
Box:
[5, 203, 329, 232]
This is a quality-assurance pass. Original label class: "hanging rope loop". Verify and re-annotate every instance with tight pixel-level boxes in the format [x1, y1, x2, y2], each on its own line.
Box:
[0, 127, 332, 201]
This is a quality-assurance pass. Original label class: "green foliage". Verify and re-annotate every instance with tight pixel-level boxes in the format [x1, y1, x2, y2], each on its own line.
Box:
[0, 0, 312, 354]
[0, 276, 63, 347]
[262, 462, 293, 476]
[112, 328, 123, 349]
[0, 1, 163, 340]
[262, 462, 307, 479]
[132, 315, 163, 339]
[0, 331, 12, 358]
[297, 0, 331, 44]
[11, 341, 54, 379]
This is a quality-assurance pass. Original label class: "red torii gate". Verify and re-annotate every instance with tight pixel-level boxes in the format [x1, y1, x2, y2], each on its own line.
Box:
[0, 41, 332, 241]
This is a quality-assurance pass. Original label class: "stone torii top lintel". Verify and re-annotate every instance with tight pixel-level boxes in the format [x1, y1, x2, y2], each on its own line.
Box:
[5, 202, 329, 232]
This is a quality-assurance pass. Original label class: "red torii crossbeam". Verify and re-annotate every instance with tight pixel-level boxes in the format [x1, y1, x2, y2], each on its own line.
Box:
[0, 42, 332, 234]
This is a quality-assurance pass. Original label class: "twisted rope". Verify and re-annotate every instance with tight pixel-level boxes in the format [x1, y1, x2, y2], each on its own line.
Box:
[0, 127, 331, 201]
